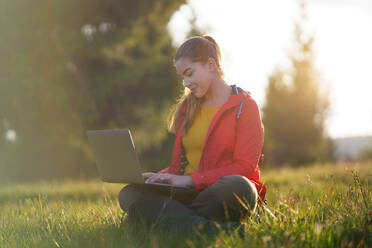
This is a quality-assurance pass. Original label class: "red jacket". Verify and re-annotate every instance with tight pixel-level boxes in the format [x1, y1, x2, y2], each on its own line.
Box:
[159, 85, 267, 203]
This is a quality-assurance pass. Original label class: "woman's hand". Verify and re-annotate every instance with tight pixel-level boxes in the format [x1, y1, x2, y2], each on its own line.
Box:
[142, 172, 194, 188]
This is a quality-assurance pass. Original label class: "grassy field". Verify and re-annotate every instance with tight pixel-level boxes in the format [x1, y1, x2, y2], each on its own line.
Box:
[1, 161, 371, 247]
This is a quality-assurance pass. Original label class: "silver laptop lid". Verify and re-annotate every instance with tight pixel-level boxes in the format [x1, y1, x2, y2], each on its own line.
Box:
[87, 129, 145, 184]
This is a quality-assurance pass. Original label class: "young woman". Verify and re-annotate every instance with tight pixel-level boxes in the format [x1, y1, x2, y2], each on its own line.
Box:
[118, 35, 266, 236]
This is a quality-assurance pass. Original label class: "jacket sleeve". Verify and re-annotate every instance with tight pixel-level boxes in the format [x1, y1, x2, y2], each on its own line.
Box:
[190, 97, 264, 191]
[157, 167, 170, 174]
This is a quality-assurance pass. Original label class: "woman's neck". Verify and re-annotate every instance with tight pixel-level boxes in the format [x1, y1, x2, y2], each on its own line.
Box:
[203, 78, 232, 107]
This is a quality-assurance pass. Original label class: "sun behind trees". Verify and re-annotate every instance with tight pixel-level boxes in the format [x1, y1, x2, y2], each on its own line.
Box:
[262, 2, 333, 166]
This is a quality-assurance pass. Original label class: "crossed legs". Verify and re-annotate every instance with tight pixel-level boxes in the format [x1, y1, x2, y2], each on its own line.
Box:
[118, 175, 258, 234]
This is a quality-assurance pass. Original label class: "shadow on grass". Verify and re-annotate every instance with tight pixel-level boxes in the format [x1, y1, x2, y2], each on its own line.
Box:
[3, 213, 222, 248]
[119, 213, 221, 248]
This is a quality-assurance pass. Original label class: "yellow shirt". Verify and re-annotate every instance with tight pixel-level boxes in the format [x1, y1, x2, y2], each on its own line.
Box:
[182, 105, 221, 174]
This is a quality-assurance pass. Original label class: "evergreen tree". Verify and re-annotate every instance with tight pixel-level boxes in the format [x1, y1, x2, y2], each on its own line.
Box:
[262, 1, 332, 166]
[0, 0, 186, 182]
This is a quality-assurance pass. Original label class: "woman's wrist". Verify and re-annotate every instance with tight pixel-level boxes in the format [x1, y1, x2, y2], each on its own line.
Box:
[186, 175, 194, 187]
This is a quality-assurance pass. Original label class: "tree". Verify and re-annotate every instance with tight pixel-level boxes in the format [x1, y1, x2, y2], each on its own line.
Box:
[0, 0, 186, 182]
[357, 148, 372, 162]
[262, 1, 332, 166]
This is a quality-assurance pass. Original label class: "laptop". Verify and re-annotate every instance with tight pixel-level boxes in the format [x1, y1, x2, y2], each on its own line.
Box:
[86, 129, 197, 201]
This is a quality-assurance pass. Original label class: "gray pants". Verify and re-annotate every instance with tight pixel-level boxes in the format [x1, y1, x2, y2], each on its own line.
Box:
[118, 175, 258, 234]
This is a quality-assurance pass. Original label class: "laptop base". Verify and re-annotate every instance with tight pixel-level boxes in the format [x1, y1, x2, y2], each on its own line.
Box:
[131, 183, 199, 204]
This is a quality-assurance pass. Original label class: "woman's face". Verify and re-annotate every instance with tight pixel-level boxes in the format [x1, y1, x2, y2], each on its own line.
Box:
[175, 57, 213, 98]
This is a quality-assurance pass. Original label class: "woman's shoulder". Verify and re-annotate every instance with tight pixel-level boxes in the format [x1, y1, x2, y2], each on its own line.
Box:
[231, 85, 262, 120]
[231, 85, 256, 105]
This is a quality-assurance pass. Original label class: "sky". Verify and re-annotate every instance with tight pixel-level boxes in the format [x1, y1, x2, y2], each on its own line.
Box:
[167, 0, 372, 139]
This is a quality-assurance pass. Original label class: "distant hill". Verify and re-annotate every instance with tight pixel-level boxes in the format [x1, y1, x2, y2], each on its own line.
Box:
[332, 136, 372, 161]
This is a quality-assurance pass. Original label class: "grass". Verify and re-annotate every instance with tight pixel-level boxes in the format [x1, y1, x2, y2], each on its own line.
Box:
[0, 161, 371, 247]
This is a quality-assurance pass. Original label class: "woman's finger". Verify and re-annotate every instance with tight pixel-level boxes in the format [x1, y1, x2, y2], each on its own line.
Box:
[142, 172, 155, 179]
[157, 174, 174, 184]
[146, 173, 169, 183]
[146, 174, 162, 183]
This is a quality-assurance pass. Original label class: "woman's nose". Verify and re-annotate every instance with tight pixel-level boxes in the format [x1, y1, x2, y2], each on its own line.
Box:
[183, 79, 191, 88]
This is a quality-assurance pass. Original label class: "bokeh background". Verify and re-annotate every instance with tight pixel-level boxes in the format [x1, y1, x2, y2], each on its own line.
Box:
[1, 0, 372, 184]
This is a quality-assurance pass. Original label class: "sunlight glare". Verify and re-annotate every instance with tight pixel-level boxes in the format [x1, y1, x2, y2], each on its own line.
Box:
[168, 0, 372, 138]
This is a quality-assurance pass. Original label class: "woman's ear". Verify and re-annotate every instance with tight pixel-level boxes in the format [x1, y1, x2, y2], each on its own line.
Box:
[206, 57, 218, 73]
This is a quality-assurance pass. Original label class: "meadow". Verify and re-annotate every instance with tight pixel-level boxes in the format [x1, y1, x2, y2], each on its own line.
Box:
[1, 161, 371, 247]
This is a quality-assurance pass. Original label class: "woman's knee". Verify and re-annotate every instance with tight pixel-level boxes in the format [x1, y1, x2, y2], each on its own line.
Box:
[214, 175, 258, 212]
[189, 175, 258, 222]
[118, 185, 143, 212]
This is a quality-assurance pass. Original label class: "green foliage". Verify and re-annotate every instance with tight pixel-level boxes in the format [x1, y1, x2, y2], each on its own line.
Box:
[0, 0, 186, 182]
[0, 162, 371, 247]
[262, 2, 332, 166]
[357, 147, 372, 162]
